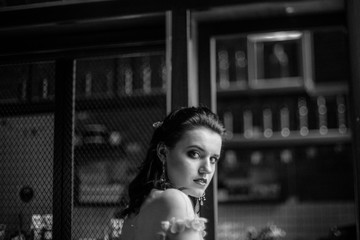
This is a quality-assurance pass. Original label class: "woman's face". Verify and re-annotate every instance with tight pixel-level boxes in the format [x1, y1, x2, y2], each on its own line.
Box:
[165, 127, 222, 198]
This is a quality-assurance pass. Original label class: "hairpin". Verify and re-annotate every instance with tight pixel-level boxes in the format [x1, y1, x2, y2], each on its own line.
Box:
[152, 121, 163, 129]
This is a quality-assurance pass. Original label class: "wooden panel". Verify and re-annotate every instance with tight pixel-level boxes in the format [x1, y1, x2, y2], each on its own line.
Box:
[346, 0, 360, 239]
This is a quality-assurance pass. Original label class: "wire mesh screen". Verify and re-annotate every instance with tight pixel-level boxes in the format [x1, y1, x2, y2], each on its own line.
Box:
[73, 52, 167, 240]
[0, 61, 55, 240]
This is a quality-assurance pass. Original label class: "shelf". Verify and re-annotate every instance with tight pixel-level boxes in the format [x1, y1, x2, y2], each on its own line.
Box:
[216, 82, 348, 98]
[0, 91, 166, 116]
[0, 100, 55, 116]
[306, 82, 348, 96]
[216, 83, 306, 97]
[75, 90, 166, 111]
[0, 91, 166, 117]
[224, 129, 351, 148]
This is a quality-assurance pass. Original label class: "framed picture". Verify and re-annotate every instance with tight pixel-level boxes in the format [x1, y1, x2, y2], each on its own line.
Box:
[247, 31, 312, 89]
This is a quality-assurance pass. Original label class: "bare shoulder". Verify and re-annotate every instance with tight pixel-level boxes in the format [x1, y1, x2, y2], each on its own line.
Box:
[136, 189, 205, 240]
[142, 188, 194, 219]
[160, 189, 193, 208]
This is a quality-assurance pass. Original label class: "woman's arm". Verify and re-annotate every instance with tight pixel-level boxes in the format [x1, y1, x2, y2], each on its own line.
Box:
[138, 189, 206, 240]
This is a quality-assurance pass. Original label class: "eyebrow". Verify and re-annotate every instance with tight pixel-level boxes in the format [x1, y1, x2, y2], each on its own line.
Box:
[187, 145, 221, 158]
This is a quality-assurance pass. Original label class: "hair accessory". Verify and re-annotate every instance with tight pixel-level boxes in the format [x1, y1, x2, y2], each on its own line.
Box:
[198, 193, 206, 206]
[152, 121, 163, 129]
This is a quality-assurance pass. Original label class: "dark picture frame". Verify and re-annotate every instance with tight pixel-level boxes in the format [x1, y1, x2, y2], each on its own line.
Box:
[247, 31, 312, 89]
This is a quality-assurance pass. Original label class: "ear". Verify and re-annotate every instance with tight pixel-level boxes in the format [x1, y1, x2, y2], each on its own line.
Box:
[156, 142, 167, 163]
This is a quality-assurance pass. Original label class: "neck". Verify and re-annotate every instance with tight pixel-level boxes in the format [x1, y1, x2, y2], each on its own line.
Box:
[188, 195, 201, 215]
[176, 187, 201, 215]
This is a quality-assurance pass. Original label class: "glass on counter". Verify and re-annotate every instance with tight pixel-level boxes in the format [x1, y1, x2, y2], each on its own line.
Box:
[0, 224, 6, 240]
[30, 214, 52, 240]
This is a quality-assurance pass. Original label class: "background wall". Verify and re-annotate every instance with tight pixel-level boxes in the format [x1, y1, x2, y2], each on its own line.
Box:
[0, 115, 355, 240]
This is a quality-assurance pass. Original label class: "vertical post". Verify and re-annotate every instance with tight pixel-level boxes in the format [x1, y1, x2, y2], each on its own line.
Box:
[53, 59, 75, 240]
[346, 0, 360, 239]
[169, 8, 190, 109]
[197, 25, 217, 240]
[170, 9, 215, 240]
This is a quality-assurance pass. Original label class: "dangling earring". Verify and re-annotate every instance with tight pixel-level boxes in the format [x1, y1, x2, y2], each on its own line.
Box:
[157, 143, 168, 190]
[198, 192, 206, 206]
[160, 161, 166, 190]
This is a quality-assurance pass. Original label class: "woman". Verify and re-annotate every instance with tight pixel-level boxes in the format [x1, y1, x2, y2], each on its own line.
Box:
[118, 106, 225, 240]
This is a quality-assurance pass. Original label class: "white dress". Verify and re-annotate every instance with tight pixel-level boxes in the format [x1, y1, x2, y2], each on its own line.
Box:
[118, 188, 207, 240]
[158, 216, 207, 240]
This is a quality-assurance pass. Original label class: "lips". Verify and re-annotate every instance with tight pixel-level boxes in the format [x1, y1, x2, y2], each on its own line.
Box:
[194, 178, 207, 186]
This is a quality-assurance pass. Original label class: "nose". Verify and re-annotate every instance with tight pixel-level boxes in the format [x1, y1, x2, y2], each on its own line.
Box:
[199, 158, 212, 174]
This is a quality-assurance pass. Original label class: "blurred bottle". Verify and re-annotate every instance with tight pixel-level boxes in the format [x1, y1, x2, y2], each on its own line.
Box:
[85, 72, 92, 97]
[317, 96, 328, 135]
[329, 224, 356, 240]
[106, 71, 114, 97]
[117, 59, 133, 96]
[124, 63, 133, 95]
[105, 218, 124, 240]
[160, 56, 167, 91]
[42, 214, 52, 240]
[30, 215, 42, 240]
[0, 224, 6, 240]
[263, 107, 273, 138]
[336, 95, 347, 134]
[280, 105, 290, 137]
[234, 50, 247, 88]
[298, 97, 309, 136]
[223, 111, 233, 139]
[218, 49, 230, 89]
[40, 78, 48, 99]
[243, 109, 253, 139]
[141, 56, 152, 94]
[18, 79, 27, 101]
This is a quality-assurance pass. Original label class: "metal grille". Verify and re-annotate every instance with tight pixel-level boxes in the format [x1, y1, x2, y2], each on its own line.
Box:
[0, 51, 167, 240]
[0, 61, 55, 240]
[73, 53, 166, 240]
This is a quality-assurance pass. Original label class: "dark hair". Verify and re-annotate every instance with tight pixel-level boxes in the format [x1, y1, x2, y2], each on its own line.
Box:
[118, 106, 225, 218]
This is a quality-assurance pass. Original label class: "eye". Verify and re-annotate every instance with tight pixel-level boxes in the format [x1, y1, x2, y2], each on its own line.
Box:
[188, 150, 200, 159]
[210, 156, 219, 164]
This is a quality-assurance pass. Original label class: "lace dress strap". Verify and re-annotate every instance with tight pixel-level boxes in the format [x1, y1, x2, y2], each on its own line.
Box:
[158, 217, 207, 240]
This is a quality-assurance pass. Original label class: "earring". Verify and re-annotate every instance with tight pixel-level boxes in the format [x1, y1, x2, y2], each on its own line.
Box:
[160, 161, 166, 190]
[198, 192, 206, 206]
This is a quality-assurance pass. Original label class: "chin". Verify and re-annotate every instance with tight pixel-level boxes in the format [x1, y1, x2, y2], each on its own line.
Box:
[185, 188, 205, 198]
